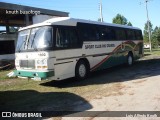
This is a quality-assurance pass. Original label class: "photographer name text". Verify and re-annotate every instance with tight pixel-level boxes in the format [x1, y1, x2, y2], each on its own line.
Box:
[6, 10, 40, 15]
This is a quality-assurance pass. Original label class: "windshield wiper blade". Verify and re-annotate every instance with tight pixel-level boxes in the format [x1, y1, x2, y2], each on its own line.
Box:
[33, 45, 38, 51]
[17, 39, 27, 52]
[30, 30, 40, 51]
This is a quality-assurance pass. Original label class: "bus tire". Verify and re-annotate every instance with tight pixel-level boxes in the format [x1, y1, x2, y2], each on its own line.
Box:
[75, 60, 89, 80]
[127, 53, 133, 66]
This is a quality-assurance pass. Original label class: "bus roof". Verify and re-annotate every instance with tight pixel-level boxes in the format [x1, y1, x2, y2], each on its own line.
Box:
[19, 17, 141, 31]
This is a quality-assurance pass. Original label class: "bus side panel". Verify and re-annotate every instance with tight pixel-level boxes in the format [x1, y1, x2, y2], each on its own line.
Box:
[54, 60, 76, 80]
[53, 49, 81, 80]
[132, 41, 143, 60]
[86, 41, 124, 71]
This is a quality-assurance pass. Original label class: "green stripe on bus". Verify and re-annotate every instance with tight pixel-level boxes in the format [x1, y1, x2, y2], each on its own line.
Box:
[94, 53, 127, 71]
[14, 70, 54, 79]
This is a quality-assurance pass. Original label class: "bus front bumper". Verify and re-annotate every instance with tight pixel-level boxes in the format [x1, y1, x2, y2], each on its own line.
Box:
[14, 70, 54, 80]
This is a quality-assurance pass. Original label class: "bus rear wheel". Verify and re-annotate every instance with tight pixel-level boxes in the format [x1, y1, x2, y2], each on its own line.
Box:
[127, 53, 133, 66]
[75, 60, 89, 80]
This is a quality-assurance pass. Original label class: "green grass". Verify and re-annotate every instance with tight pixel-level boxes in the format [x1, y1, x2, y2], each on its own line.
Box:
[0, 69, 123, 112]
[0, 70, 102, 111]
[144, 48, 160, 56]
[0, 70, 13, 80]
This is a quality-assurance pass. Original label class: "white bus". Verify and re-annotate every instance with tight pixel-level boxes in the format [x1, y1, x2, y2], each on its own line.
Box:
[14, 17, 143, 80]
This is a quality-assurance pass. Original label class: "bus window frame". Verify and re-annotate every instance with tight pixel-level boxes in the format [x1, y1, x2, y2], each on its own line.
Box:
[53, 25, 81, 50]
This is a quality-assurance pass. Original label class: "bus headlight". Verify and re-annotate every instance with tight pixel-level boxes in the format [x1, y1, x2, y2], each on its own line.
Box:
[36, 59, 48, 69]
[42, 59, 47, 65]
[37, 59, 47, 65]
[37, 60, 41, 64]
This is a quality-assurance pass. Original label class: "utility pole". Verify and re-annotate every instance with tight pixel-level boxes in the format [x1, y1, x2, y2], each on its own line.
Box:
[99, 0, 103, 22]
[145, 0, 152, 52]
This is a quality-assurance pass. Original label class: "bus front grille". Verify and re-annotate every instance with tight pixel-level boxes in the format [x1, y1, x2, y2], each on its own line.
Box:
[20, 60, 35, 68]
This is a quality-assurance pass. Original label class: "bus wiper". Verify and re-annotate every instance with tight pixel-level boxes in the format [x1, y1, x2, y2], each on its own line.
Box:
[30, 30, 39, 51]
[17, 37, 28, 52]
[33, 45, 38, 51]
[18, 45, 21, 53]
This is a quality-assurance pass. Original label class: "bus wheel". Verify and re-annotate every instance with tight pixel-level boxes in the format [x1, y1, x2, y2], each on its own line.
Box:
[127, 53, 133, 66]
[75, 60, 88, 80]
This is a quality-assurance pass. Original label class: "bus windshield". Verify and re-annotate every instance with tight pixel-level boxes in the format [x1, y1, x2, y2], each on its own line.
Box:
[16, 26, 52, 52]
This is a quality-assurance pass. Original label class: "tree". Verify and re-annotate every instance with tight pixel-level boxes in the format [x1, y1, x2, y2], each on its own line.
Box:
[127, 22, 132, 26]
[98, 18, 101, 22]
[151, 26, 160, 48]
[143, 21, 153, 44]
[144, 20, 160, 48]
[156, 28, 160, 45]
[112, 14, 132, 26]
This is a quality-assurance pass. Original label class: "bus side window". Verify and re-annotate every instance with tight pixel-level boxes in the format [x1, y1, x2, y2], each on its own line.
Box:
[98, 26, 116, 41]
[56, 28, 61, 47]
[127, 30, 136, 40]
[77, 23, 98, 41]
[98, 26, 107, 40]
[115, 29, 126, 40]
[135, 30, 143, 40]
[65, 27, 79, 48]
[55, 26, 79, 49]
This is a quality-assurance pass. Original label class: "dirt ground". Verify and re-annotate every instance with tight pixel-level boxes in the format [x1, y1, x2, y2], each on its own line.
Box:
[56, 55, 160, 120]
